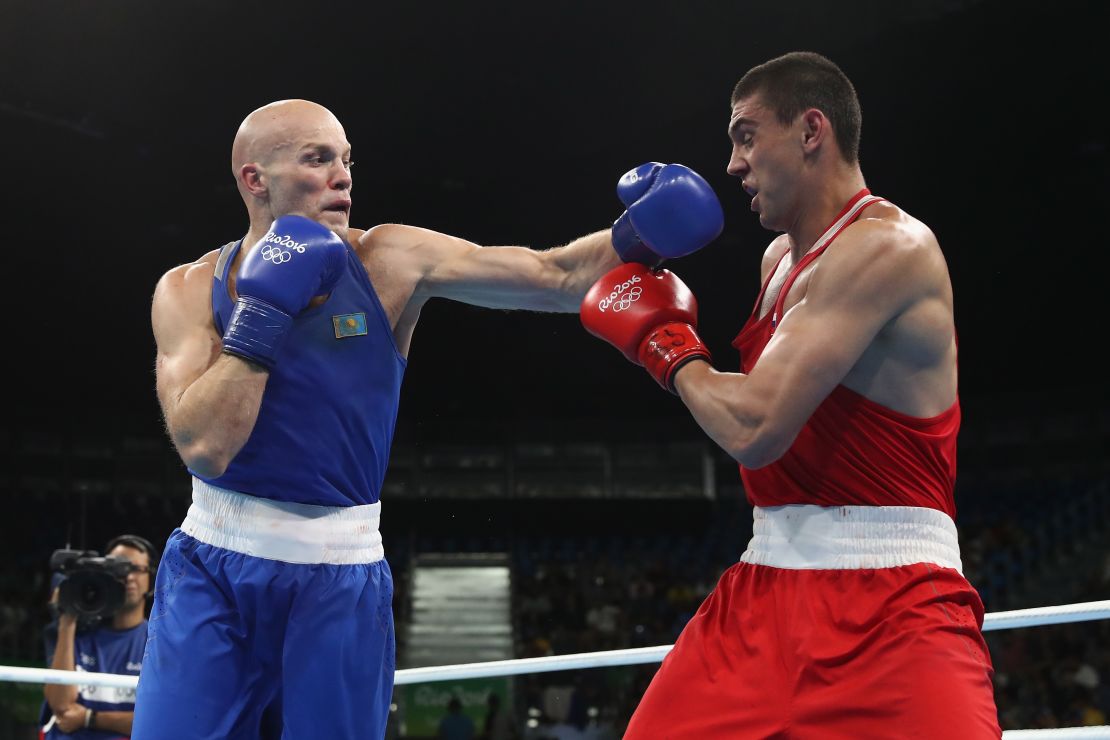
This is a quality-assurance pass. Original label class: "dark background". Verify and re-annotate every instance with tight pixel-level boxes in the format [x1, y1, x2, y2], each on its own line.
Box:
[0, 4, 1108, 733]
[1, 0, 1105, 446]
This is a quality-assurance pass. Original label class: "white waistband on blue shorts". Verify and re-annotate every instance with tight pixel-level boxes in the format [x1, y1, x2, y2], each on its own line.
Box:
[182, 477, 385, 565]
[740, 504, 962, 572]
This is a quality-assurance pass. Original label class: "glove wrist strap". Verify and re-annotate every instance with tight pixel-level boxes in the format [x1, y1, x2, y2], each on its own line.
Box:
[638, 321, 712, 393]
[221, 296, 293, 370]
[611, 213, 663, 267]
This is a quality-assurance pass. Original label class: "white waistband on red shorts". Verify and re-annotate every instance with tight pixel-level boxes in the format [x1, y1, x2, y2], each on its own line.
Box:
[740, 504, 962, 572]
[182, 477, 384, 565]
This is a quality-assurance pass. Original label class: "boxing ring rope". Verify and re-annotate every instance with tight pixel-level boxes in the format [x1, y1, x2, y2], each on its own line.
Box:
[4, 599, 1109, 738]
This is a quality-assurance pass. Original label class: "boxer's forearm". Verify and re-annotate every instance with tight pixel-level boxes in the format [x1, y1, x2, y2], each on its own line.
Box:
[162, 354, 268, 478]
[673, 362, 790, 469]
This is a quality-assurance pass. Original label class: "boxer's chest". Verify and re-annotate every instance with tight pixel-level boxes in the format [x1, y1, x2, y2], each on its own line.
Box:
[759, 256, 816, 322]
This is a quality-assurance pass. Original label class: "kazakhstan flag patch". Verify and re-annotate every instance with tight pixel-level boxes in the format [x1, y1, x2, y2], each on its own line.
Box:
[332, 312, 368, 339]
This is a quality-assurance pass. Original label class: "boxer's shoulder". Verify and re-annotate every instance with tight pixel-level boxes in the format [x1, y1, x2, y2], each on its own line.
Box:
[834, 207, 942, 282]
[354, 223, 466, 275]
[346, 226, 368, 245]
[354, 223, 442, 253]
[845, 200, 937, 254]
[154, 248, 221, 313]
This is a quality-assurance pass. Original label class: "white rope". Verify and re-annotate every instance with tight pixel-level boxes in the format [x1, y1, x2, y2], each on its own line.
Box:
[1002, 729, 1110, 739]
[982, 600, 1110, 631]
[0, 665, 136, 688]
[396, 645, 670, 685]
[4, 599, 1107, 691]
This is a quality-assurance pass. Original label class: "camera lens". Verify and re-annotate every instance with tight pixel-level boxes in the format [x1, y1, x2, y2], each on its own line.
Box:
[59, 569, 126, 620]
[77, 578, 108, 613]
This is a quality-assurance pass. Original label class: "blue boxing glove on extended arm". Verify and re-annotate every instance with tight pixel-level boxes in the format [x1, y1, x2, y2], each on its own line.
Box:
[611, 162, 725, 267]
[222, 215, 348, 369]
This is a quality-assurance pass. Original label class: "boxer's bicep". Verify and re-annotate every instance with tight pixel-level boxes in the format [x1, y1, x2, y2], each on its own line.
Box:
[153, 261, 266, 475]
[738, 296, 874, 456]
[152, 264, 222, 421]
[766, 236, 915, 375]
[681, 230, 924, 467]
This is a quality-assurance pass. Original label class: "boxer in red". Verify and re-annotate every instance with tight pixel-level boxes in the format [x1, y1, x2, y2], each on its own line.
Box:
[582, 51, 1001, 738]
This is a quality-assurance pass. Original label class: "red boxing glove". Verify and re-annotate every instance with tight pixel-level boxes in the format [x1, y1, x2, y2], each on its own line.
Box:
[580, 263, 711, 392]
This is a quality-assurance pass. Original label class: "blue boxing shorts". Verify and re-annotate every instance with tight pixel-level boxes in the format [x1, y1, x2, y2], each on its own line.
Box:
[131, 479, 394, 740]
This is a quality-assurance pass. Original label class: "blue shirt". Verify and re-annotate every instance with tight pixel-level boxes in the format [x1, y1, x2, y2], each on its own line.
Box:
[43, 621, 147, 740]
[201, 239, 407, 506]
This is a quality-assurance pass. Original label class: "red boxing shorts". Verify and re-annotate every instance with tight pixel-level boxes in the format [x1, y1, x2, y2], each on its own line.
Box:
[624, 505, 1001, 739]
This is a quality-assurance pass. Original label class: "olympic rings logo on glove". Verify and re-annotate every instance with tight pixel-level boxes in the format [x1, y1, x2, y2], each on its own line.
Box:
[596, 275, 642, 312]
[260, 245, 293, 264]
[610, 287, 642, 312]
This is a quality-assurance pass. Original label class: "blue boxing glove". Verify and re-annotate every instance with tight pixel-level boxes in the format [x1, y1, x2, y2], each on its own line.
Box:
[611, 162, 725, 267]
[222, 215, 348, 369]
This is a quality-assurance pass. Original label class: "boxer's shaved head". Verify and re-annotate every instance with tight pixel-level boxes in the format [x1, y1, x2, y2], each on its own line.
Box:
[232, 99, 343, 174]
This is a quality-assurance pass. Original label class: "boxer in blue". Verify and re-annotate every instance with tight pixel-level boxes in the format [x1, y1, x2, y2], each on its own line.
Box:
[136, 99, 723, 739]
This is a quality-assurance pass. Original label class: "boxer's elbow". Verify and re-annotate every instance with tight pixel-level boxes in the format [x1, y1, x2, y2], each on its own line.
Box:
[173, 434, 233, 478]
[182, 454, 230, 480]
[721, 413, 795, 469]
[730, 437, 791, 469]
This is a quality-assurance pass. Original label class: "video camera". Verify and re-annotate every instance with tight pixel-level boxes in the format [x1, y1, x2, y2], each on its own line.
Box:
[49, 549, 134, 627]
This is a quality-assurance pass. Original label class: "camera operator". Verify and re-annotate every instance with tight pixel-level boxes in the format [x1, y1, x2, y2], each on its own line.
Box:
[42, 535, 156, 739]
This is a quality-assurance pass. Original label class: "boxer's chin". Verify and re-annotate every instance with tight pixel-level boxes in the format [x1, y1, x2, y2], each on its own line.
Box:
[319, 210, 350, 239]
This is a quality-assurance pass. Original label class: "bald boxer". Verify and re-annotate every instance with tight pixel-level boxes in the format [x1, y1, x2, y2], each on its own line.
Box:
[137, 99, 723, 740]
[583, 52, 1002, 737]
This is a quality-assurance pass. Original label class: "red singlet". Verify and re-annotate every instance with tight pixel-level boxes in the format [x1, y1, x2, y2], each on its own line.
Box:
[624, 190, 1000, 739]
[731, 189, 959, 518]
